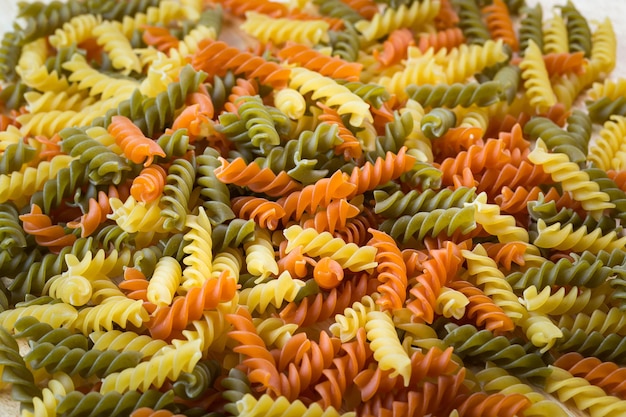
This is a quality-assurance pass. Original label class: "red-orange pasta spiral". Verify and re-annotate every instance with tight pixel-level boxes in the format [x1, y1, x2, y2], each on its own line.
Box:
[314, 327, 373, 409]
[543, 52, 586, 77]
[218, 0, 289, 18]
[19, 204, 76, 253]
[277, 43, 362, 82]
[317, 102, 363, 160]
[279, 272, 377, 327]
[418, 27, 465, 53]
[494, 185, 542, 214]
[107, 115, 166, 166]
[448, 280, 515, 333]
[553, 352, 626, 400]
[607, 170, 626, 192]
[438, 140, 511, 186]
[484, 113, 531, 138]
[278, 171, 356, 221]
[141, 25, 179, 52]
[334, 213, 378, 246]
[172, 88, 215, 139]
[232, 196, 286, 230]
[403, 248, 429, 279]
[67, 190, 116, 238]
[355, 346, 462, 402]
[482, 242, 527, 270]
[434, 0, 460, 30]
[32, 134, 62, 161]
[496, 123, 530, 152]
[313, 257, 345, 290]
[148, 271, 237, 340]
[476, 160, 551, 197]
[214, 157, 303, 197]
[130, 408, 186, 417]
[432, 126, 483, 158]
[339, 0, 378, 19]
[191, 39, 291, 89]
[453, 392, 531, 417]
[131, 165, 167, 203]
[347, 146, 416, 198]
[300, 199, 361, 233]
[482, 0, 518, 51]
[407, 241, 464, 323]
[539, 103, 571, 127]
[367, 229, 407, 311]
[223, 78, 259, 113]
[277, 240, 314, 279]
[374, 28, 415, 68]
[358, 370, 468, 417]
[119, 267, 150, 301]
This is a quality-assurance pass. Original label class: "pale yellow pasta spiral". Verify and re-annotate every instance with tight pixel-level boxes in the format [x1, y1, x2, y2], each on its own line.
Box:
[399, 98, 434, 163]
[542, 14, 569, 54]
[591, 17, 617, 75]
[589, 77, 626, 100]
[443, 39, 509, 83]
[211, 248, 243, 281]
[17, 38, 70, 92]
[544, 366, 626, 417]
[63, 53, 139, 100]
[100, 339, 202, 393]
[533, 219, 626, 253]
[49, 13, 101, 48]
[284, 225, 378, 272]
[244, 227, 279, 282]
[90, 330, 168, 359]
[0, 155, 74, 204]
[289, 67, 372, 127]
[72, 296, 149, 335]
[469, 192, 529, 243]
[557, 307, 626, 336]
[241, 12, 329, 45]
[528, 138, 615, 217]
[25, 90, 96, 113]
[108, 196, 169, 234]
[520, 40, 557, 111]
[93, 21, 142, 74]
[0, 304, 78, 331]
[23, 374, 74, 417]
[239, 271, 305, 314]
[520, 286, 605, 315]
[588, 115, 626, 170]
[274, 88, 307, 120]
[330, 294, 380, 342]
[355, 0, 440, 41]
[519, 312, 563, 352]
[377, 59, 444, 101]
[365, 310, 412, 386]
[47, 273, 93, 307]
[236, 394, 352, 417]
[435, 287, 469, 320]
[147, 257, 182, 306]
[171, 310, 231, 354]
[181, 208, 213, 291]
[253, 317, 298, 349]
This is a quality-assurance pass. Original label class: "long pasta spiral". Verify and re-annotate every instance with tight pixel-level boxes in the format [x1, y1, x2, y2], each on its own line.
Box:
[354, 0, 440, 41]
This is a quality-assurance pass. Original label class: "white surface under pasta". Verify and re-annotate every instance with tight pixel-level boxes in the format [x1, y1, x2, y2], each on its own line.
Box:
[0, 0, 623, 416]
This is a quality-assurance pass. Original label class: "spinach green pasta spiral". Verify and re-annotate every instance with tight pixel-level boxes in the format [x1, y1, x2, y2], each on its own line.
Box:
[196, 147, 235, 226]
[59, 127, 131, 185]
[197, 4, 223, 37]
[314, 0, 363, 25]
[556, 329, 626, 364]
[173, 360, 221, 400]
[504, 0, 526, 15]
[0, 139, 37, 176]
[493, 64, 521, 104]
[132, 245, 163, 277]
[375, 111, 412, 155]
[0, 326, 41, 407]
[441, 324, 551, 384]
[406, 81, 504, 109]
[0, 81, 30, 110]
[0, 31, 22, 82]
[0, 283, 9, 312]
[16, 0, 88, 45]
[221, 367, 253, 416]
[420, 107, 457, 139]
[87, 0, 160, 22]
[0, 202, 27, 255]
[212, 219, 256, 253]
[337, 80, 391, 109]
[380, 205, 476, 243]
[401, 160, 443, 190]
[519, 3, 543, 53]
[13, 317, 89, 348]
[374, 187, 477, 218]
[588, 96, 626, 124]
[453, 0, 492, 45]
[572, 248, 626, 267]
[566, 109, 592, 145]
[159, 232, 189, 262]
[232, 95, 282, 150]
[156, 128, 192, 161]
[328, 21, 360, 63]
[7, 237, 96, 305]
[584, 168, 626, 221]
[25, 343, 142, 378]
[161, 157, 196, 231]
[560, 0, 592, 57]
[0, 250, 40, 284]
[28, 160, 89, 213]
[55, 389, 176, 417]
[505, 257, 611, 291]
[523, 117, 587, 164]
[528, 198, 616, 234]
[95, 65, 207, 137]
[95, 224, 134, 252]
[206, 72, 237, 115]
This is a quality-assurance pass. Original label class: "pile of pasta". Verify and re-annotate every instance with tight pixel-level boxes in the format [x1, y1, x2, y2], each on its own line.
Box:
[2, 0, 626, 415]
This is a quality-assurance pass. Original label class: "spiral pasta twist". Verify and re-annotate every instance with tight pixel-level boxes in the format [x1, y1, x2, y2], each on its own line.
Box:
[215, 157, 302, 197]
[90, 329, 168, 359]
[160, 157, 195, 232]
[554, 352, 626, 400]
[19, 204, 76, 252]
[279, 43, 362, 82]
[241, 12, 329, 45]
[55, 389, 175, 417]
[355, 0, 440, 41]
[107, 115, 166, 166]
[347, 147, 416, 197]
[240, 271, 305, 314]
[93, 21, 142, 74]
[482, 0, 518, 50]
[520, 40, 557, 111]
